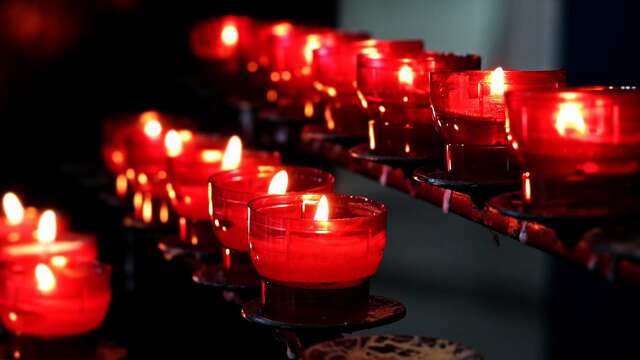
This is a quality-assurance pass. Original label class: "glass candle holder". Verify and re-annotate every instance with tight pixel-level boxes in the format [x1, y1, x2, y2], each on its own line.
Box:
[1, 205, 39, 243]
[0, 261, 111, 338]
[505, 87, 640, 213]
[357, 51, 481, 158]
[0, 231, 97, 264]
[209, 166, 334, 253]
[248, 193, 387, 289]
[430, 69, 565, 181]
[312, 39, 423, 136]
[266, 26, 369, 120]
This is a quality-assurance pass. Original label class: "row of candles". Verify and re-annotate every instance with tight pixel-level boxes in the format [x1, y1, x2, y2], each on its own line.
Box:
[192, 15, 640, 213]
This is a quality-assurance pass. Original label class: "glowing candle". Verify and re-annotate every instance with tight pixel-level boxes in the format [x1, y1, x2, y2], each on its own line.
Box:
[0, 192, 39, 243]
[0, 261, 111, 338]
[248, 194, 387, 288]
[209, 166, 334, 252]
[505, 87, 640, 212]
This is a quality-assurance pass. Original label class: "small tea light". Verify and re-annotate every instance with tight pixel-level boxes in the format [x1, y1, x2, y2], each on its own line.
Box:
[1, 193, 39, 243]
[505, 87, 640, 212]
[357, 50, 481, 158]
[209, 166, 334, 253]
[312, 39, 423, 136]
[0, 261, 111, 338]
[430, 68, 565, 181]
[248, 193, 386, 288]
[0, 210, 96, 264]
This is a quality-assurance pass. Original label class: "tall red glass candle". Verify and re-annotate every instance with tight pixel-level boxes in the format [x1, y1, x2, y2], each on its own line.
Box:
[248, 194, 387, 288]
[506, 87, 640, 212]
[0, 261, 111, 338]
[209, 166, 334, 252]
[357, 51, 480, 158]
[430, 69, 565, 181]
[312, 39, 423, 136]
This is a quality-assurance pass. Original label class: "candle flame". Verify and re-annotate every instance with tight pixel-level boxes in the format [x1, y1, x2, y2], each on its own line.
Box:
[267, 170, 289, 195]
[314, 195, 329, 221]
[555, 102, 586, 137]
[36, 210, 56, 244]
[304, 101, 314, 118]
[368, 120, 376, 150]
[142, 194, 153, 224]
[159, 202, 170, 224]
[221, 24, 239, 46]
[222, 135, 243, 170]
[164, 130, 183, 158]
[179, 130, 193, 142]
[111, 150, 124, 165]
[272, 22, 292, 37]
[490, 67, 505, 96]
[35, 263, 56, 293]
[116, 174, 128, 198]
[398, 65, 415, 86]
[304, 34, 322, 64]
[201, 149, 223, 163]
[141, 111, 162, 139]
[50, 255, 68, 268]
[3, 192, 24, 225]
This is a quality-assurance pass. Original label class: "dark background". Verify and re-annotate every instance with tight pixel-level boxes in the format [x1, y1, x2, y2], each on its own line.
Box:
[1, 1, 640, 359]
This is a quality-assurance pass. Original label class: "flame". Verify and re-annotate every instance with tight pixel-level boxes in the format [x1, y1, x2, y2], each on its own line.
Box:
[179, 130, 193, 142]
[221, 24, 239, 46]
[50, 255, 68, 268]
[164, 130, 183, 157]
[133, 191, 143, 215]
[179, 217, 187, 241]
[325, 106, 335, 130]
[201, 149, 223, 163]
[111, 150, 124, 165]
[3, 192, 24, 225]
[36, 210, 56, 244]
[523, 171, 532, 202]
[555, 102, 586, 137]
[490, 67, 505, 96]
[368, 120, 376, 150]
[142, 194, 153, 223]
[159, 202, 169, 224]
[272, 22, 292, 37]
[142, 112, 162, 139]
[304, 101, 315, 118]
[35, 263, 56, 293]
[267, 89, 278, 102]
[314, 195, 329, 221]
[398, 65, 415, 86]
[116, 174, 128, 198]
[222, 135, 242, 170]
[268, 170, 289, 195]
[137, 173, 148, 185]
[304, 34, 322, 64]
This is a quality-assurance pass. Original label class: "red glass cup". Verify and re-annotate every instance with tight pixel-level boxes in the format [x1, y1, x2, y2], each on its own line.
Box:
[0, 261, 111, 338]
[505, 86, 640, 213]
[265, 26, 369, 120]
[357, 51, 481, 158]
[209, 166, 334, 253]
[430, 69, 565, 181]
[248, 193, 386, 289]
[313, 39, 424, 136]
[0, 231, 97, 264]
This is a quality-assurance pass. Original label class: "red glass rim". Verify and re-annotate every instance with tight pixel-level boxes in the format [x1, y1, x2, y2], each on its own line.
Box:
[431, 69, 566, 86]
[358, 50, 480, 70]
[0, 260, 111, 275]
[505, 86, 640, 102]
[248, 193, 387, 223]
[209, 166, 335, 197]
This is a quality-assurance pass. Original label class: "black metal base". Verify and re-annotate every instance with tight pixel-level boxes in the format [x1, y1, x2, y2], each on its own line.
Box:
[301, 335, 484, 360]
[241, 294, 405, 332]
[349, 143, 437, 167]
[158, 234, 219, 261]
[191, 250, 260, 290]
[300, 124, 367, 144]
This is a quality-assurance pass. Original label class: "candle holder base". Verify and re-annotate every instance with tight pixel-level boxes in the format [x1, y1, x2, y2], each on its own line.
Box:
[192, 263, 260, 291]
[349, 143, 438, 167]
[584, 225, 640, 262]
[301, 124, 367, 144]
[301, 335, 483, 360]
[158, 235, 220, 261]
[488, 192, 635, 247]
[413, 168, 519, 207]
[241, 295, 405, 332]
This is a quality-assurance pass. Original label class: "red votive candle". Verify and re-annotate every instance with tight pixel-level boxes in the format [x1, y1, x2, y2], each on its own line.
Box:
[0, 210, 95, 264]
[430, 69, 565, 181]
[266, 26, 369, 119]
[505, 87, 640, 212]
[1, 193, 39, 243]
[313, 39, 423, 136]
[248, 194, 387, 288]
[209, 166, 334, 252]
[357, 50, 481, 158]
[0, 261, 111, 338]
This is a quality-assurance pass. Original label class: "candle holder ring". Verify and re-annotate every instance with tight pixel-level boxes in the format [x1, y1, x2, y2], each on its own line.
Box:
[301, 124, 367, 145]
[350, 143, 440, 168]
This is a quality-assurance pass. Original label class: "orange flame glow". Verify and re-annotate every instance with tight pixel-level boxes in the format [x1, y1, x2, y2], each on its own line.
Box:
[164, 130, 183, 158]
[116, 174, 128, 198]
[2, 192, 24, 225]
[201, 149, 223, 163]
[142, 194, 153, 224]
[36, 210, 56, 244]
[50, 255, 68, 268]
[221, 24, 239, 46]
[142, 111, 162, 139]
[222, 135, 242, 170]
[314, 195, 329, 221]
[272, 22, 292, 37]
[368, 120, 376, 150]
[555, 102, 586, 137]
[304, 101, 315, 118]
[304, 34, 322, 64]
[267, 170, 289, 195]
[398, 65, 415, 86]
[490, 67, 505, 96]
[35, 263, 56, 293]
